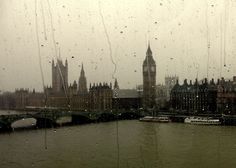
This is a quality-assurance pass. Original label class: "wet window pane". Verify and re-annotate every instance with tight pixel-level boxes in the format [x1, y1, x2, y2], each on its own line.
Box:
[1, 0, 236, 168]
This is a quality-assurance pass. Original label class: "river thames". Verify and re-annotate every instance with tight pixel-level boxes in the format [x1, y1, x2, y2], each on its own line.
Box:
[1, 119, 236, 168]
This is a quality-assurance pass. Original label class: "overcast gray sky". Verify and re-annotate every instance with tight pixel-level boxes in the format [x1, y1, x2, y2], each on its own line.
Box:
[0, 0, 236, 92]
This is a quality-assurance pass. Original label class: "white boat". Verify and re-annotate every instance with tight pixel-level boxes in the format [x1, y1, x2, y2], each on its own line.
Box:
[184, 117, 221, 125]
[139, 116, 154, 122]
[11, 118, 37, 129]
[139, 116, 170, 123]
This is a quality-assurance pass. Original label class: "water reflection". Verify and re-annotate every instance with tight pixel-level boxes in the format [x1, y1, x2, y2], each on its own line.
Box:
[1, 120, 236, 168]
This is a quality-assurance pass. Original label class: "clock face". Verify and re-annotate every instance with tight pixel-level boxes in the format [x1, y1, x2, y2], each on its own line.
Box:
[144, 67, 148, 72]
[151, 66, 155, 72]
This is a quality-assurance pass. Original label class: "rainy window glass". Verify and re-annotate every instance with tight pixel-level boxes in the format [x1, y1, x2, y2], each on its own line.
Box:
[1, 0, 236, 168]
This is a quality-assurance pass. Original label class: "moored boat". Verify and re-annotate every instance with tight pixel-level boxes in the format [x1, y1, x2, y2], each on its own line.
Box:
[139, 116, 170, 123]
[11, 118, 37, 130]
[184, 117, 221, 125]
[139, 116, 154, 122]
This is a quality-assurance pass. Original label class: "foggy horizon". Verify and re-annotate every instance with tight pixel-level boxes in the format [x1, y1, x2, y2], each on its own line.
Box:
[2, 1, 236, 168]
[1, 0, 236, 92]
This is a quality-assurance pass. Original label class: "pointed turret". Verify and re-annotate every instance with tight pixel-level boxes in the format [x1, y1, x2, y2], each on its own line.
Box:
[143, 42, 155, 66]
[146, 41, 152, 56]
[114, 78, 119, 90]
[65, 59, 68, 67]
[52, 59, 55, 67]
[58, 47, 61, 59]
[52, 58, 68, 93]
[78, 63, 88, 95]
[81, 63, 85, 75]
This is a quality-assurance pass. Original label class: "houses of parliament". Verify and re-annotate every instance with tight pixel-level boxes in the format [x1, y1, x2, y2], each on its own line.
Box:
[0, 44, 177, 111]
[2, 42, 236, 115]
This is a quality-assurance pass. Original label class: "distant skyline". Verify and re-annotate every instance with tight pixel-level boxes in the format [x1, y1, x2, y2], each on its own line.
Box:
[1, 0, 236, 92]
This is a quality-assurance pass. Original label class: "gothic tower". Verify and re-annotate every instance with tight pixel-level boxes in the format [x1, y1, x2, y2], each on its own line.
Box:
[52, 58, 68, 93]
[114, 78, 119, 90]
[78, 64, 88, 95]
[142, 43, 156, 108]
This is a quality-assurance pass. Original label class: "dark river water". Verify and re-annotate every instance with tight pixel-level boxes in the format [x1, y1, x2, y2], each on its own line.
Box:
[1, 112, 236, 168]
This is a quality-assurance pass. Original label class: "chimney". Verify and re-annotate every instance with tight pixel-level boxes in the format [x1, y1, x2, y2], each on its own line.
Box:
[211, 78, 215, 85]
[184, 79, 187, 85]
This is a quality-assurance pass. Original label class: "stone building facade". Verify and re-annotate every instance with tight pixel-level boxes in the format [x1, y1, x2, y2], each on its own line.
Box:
[15, 88, 29, 109]
[89, 83, 113, 111]
[52, 59, 68, 93]
[0, 60, 113, 111]
[112, 80, 142, 110]
[0, 92, 15, 109]
[70, 64, 89, 110]
[27, 90, 45, 107]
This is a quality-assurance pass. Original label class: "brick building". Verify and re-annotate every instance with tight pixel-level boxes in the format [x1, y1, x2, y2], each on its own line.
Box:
[170, 77, 236, 114]
[217, 77, 236, 115]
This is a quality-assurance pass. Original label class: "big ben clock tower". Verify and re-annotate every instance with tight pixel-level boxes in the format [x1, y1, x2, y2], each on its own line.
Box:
[143, 43, 156, 108]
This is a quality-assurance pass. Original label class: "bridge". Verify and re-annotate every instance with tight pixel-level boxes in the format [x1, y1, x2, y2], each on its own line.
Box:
[2, 109, 235, 132]
[0, 110, 141, 131]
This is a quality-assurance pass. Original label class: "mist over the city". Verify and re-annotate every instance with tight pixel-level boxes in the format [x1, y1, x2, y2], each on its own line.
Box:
[2, 1, 236, 168]
[1, 0, 236, 92]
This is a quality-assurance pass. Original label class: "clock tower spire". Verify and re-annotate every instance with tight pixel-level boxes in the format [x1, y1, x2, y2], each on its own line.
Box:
[142, 42, 156, 108]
